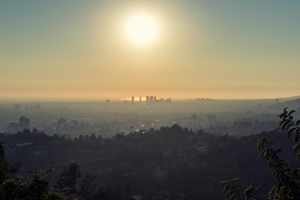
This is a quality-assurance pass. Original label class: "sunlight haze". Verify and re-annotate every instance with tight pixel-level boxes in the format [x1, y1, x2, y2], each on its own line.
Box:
[0, 0, 299, 100]
[125, 14, 158, 45]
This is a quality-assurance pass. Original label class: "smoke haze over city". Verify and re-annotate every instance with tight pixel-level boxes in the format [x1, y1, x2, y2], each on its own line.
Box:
[1, 1, 300, 200]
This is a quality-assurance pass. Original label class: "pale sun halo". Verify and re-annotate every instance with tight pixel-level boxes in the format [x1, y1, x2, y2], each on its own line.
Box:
[125, 14, 158, 45]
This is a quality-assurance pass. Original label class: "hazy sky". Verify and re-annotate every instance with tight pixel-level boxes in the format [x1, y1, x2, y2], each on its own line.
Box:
[1, 0, 299, 100]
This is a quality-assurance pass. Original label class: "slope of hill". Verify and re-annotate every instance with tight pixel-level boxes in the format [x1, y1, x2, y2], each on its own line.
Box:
[267, 98, 300, 113]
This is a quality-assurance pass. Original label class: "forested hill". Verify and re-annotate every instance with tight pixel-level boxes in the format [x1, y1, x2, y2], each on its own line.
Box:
[0, 124, 294, 199]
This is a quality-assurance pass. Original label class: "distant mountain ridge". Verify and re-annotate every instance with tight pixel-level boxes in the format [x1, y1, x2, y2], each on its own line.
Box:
[267, 98, 300, 113]
[278, 95, 300, 101]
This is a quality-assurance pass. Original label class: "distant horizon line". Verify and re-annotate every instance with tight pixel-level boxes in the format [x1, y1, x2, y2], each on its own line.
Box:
[0, 95, 299, 102]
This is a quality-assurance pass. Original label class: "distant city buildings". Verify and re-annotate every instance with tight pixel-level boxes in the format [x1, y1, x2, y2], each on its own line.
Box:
[13, 104, 42, 110]
[35, 105, 41, 109]
[8, 122, 18, 133]
[185, 98, 211, 101]
[150, 96, 154, 102]
[165, 98, 171, 103]
[19, 117, 30, 131]
[129, 96, 171, 103]
[58, 118, 67, 127]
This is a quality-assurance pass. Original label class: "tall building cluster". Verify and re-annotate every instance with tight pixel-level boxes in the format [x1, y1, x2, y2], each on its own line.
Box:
[14, 104, 41, 110]
[19, 117, 30, 131]
[131, 96, 171, 103]
[7, 116, 31, 133]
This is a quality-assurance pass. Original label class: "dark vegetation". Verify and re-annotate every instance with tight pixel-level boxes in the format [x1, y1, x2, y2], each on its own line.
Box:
[1, 109, 299, 199]
[223, 108, 300, 200]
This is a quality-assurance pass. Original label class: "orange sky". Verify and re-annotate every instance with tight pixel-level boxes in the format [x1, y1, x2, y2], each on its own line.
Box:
[1, 1, 299, 100]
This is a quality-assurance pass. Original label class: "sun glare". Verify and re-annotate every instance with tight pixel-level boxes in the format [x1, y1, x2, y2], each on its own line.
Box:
[125, 14, 158, 45]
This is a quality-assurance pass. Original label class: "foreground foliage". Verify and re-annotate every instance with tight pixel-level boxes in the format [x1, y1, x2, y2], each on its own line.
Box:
[222, 108, 300, 200]
[0, 142, 134, 199]
[0, 144, 79, 199]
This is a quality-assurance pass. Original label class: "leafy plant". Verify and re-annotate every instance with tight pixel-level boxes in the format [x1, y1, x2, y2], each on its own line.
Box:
[222, 108, 300, 200]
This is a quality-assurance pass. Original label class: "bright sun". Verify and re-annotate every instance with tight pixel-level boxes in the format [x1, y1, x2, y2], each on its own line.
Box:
[125, 14, 158, 45]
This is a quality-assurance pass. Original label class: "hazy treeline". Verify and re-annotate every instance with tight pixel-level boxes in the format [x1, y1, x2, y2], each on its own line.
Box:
[1, 122, 293, 199]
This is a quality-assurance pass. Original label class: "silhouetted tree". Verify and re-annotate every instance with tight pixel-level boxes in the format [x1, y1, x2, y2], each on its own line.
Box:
[0, 143, 78, 199]
[93, 186, 114, 200]
[78, 174, 97, 200]
[78, 135, 83, 141]
[90, 133, 96, 140]
[124, 183, 131, 199]
[0, 142, 22, 185]
[55, 163, 82, 194]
